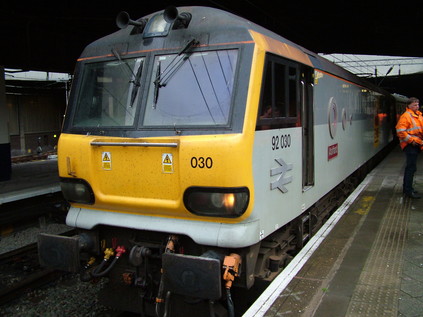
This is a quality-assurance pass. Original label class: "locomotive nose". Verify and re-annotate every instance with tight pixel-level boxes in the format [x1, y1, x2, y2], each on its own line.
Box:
[88, 138, 181, 214]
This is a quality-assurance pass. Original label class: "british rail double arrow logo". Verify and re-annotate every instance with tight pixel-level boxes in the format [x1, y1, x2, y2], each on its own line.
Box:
[270, 158, 293, 193]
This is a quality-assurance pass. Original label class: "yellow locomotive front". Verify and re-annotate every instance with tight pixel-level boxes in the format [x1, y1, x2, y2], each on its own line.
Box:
[59, 48, 252, 218]
[59, 24, 256, 222]
[39, 6, 263, 316]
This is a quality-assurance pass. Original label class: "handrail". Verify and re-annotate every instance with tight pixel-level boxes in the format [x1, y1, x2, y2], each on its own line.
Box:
[90, 141, 178, 148]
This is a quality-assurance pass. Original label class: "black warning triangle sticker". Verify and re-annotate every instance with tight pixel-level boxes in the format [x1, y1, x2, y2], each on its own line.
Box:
[163, 154, 172, 164]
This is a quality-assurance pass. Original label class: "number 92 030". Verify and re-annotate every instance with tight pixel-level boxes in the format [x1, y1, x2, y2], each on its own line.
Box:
[271, 134, 291, 150]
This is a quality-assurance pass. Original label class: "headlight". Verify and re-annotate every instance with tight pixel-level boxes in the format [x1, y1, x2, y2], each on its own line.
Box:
[183, 187, 249, 218]
[60, 178, 95, 204]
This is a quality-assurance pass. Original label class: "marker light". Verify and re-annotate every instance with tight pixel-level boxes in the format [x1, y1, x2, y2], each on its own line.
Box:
[184, 187, 249, 218]
[60, 178, 95, 204]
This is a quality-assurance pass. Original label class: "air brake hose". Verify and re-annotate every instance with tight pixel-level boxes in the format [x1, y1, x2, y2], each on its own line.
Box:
[80, 257, 96, 282]
[226, 288, 235, 317]
[155, 278, 165, 317]
[156, 235, 179, 317]
[91, 246, 126, 277]
[222, 253, 241, 317]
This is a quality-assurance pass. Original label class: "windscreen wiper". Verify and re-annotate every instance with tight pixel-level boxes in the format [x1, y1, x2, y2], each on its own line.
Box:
[178, 38, 199, 56]
[156, 39, 198, 87]
[152, 39, 198, 108]
[130, 60, 144, 107]
[153, 60, 161, 108]
[112, 49, 144, 107]
[111, 48, 137, 78]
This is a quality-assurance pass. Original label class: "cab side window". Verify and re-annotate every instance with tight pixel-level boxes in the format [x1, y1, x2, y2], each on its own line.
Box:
[256, 54, 300, 130]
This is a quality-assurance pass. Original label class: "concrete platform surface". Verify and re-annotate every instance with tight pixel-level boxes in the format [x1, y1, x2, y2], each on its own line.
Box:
[0, 159, 60, 204]
[245, 146, 423, 317]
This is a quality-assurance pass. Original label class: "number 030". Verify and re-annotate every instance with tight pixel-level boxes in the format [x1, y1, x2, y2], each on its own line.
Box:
[191, 157, 213, 169]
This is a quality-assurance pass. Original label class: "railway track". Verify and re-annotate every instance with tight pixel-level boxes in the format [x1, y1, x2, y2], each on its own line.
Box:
[0, 243, 64, 305]
[0, 226, 127, 316]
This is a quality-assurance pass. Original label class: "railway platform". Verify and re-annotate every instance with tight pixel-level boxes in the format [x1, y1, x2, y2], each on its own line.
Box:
[0, 157, 60, 205]
[245, 145, 423, 317]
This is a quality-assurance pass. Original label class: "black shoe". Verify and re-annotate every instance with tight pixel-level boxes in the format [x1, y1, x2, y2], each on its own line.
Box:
[403, 189, 419, 194]
[405, 192, 422, 199]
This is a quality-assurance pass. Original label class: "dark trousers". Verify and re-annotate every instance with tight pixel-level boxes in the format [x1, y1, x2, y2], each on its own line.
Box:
[403, 144, 421, 194]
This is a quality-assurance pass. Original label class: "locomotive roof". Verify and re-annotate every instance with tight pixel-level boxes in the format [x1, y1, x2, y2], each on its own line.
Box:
[80, 6, 387, 95]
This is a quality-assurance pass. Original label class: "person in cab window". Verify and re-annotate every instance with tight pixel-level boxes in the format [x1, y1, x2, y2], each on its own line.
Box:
[259, 106, 273, 130]
[396, 97, 423, 198]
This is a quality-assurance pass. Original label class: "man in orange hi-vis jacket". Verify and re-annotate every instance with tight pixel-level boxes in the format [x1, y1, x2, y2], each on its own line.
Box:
[396, 97, 423, 198]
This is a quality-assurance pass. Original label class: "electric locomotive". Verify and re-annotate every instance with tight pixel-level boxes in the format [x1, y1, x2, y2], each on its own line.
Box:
[38, 6, 396, 316]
